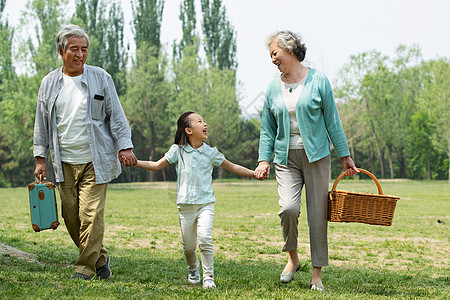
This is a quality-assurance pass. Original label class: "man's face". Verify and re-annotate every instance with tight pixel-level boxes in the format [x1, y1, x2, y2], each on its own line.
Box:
[60, 36, 88, 76]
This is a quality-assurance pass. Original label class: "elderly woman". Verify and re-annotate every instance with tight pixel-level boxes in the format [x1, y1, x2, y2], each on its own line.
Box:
[255, 30, 358, 291]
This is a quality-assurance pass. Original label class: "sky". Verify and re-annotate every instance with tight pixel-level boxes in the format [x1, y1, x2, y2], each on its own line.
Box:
[3, 0, 450, 116]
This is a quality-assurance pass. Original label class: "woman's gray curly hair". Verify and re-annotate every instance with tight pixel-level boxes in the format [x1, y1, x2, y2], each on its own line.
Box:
[265, 30, 307, 62]
[55, 24, 90, 53]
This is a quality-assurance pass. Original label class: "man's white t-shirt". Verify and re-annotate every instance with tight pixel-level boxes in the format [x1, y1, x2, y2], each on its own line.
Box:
[55, 74, 92, 164]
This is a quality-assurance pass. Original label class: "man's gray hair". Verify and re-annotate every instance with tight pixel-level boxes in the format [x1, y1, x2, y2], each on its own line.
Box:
[55, 24, 90, 53]
[265, 30, 307, 62]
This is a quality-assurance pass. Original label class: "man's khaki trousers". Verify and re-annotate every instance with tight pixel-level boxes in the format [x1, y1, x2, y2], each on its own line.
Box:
[59, 162, 108, 277]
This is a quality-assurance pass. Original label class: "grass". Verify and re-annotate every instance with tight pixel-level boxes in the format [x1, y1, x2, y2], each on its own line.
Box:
[0, 178, 448, 299]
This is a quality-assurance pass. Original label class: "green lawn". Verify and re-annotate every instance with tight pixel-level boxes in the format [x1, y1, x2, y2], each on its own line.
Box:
[0, 178, 448, 299]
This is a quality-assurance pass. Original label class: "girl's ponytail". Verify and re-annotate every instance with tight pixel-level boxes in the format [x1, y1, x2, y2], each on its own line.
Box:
[174, 111, 195, 146]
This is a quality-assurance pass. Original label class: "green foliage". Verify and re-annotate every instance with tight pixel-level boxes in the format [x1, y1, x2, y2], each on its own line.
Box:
[1, 0, 448, 186]
[200, 0, 237, 71]
[407, 110, 443, 179]
[132, 0, 164, 52]
[226, 118, 261, 171]
[22, 0, 68, 77]
[72, 0, 108, 67]
[417, 59, 450, 151]
[0, 0, 14, 101]
[335, 46, 449, 180]
[0, 75, 41, 186]
[123, 44, 174, 181]
[72, 0, 127, 94]
[103, 2, 127, 95]
[178, 0, 196, 50]
[169, 43, 242, 179]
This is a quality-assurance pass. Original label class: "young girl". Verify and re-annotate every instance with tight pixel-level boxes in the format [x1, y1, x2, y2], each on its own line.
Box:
[135, 111, 256, 289]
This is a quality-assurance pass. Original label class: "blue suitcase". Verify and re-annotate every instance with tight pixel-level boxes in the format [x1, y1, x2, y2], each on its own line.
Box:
[28, 180, 60, 232]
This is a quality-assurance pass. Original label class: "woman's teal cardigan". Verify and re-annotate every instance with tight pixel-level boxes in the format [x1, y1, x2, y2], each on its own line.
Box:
[258, 68, 350, 165]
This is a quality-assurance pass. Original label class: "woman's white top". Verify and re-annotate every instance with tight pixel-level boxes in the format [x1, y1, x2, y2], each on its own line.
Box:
[280, 76, 307, 149]
[55, 74, 92, 164]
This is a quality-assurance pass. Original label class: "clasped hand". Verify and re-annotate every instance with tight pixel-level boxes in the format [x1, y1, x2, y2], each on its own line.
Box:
[254, 161, 270, 181]
[119, 149, 137, 167]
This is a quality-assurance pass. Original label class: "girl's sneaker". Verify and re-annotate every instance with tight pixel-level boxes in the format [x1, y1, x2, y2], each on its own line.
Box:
[203, 278, 216, 289]
[188, 269, 201, 284]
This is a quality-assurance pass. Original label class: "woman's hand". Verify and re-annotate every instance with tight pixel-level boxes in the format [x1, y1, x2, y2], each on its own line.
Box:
[340, 156, 359, 176]
[255, 161, 270, 180]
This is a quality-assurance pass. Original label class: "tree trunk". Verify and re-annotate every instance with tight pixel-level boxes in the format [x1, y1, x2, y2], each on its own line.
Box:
[123, 167, 132, 182]
[349, 139, 355, 162]
[427, 155, 431, 180]
[218, 167, 226, 179]
[148, 148, 157, 182]
[370, 143, 376, 176]
[388, 145, 394, 179]
[162, 168, 166, 181]
[448, 138, 450, 182]
[397, 149, 405, 178]
[379, 147, 386, 179]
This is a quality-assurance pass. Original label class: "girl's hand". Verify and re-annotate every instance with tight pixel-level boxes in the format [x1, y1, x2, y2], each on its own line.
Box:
[255, 161, 270, 180]
[340, 156, 359, 176]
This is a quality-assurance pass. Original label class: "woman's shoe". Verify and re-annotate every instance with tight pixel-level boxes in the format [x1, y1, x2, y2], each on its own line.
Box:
[280, 262, 301, 284]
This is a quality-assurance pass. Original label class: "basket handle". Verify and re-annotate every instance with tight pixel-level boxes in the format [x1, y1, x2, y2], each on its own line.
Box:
[331, 168, 383, 195]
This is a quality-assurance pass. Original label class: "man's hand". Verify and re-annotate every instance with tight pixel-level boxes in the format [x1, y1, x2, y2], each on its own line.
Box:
[34, 157, 47, 181]
[119, 149, 137, 167]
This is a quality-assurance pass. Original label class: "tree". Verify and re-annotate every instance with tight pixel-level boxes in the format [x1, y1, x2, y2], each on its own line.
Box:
[124, 0, 170, 182]
[417, 58, 450, 181]
[0, 0, 14, 102]
[132, 0, 164, 52]
[391, 45, 423, 178]
[179, 0, 196, 51]
[336, 51, 389, 177]
[407, 110, 437, 179]
[72, 0, 107, 66]
[22, 0, 68, 77]
[0, 0, 15, 186]
[361, 62, 400, 179]
[124, 45, 173, 182]
[0, 0, 68, 186]
[170, 43, 242, 178]
[200, 0, 237, 72]
[72, 1, 127, 94]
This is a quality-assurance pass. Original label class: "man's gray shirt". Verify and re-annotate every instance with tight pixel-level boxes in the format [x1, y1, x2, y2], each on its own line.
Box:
[33, 65, 133, 184]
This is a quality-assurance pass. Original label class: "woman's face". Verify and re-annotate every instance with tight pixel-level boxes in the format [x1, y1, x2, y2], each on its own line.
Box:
[269, 40, 296, 74]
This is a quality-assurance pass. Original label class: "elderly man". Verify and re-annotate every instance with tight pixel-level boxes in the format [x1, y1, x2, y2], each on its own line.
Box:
[33, 24, 136, 280]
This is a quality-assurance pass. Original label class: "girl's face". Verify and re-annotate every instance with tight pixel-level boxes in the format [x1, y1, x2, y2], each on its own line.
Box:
[269, 40, 296, 74]
[186, 113, 208, 141]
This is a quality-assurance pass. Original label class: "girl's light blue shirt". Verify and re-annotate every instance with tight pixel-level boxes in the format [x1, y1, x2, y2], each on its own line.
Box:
[258, 68, 350, 164]
[165, 143, 225, 205]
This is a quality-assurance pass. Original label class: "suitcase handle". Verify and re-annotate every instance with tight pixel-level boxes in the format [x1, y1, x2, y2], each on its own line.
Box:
[32, 174, 56, 189]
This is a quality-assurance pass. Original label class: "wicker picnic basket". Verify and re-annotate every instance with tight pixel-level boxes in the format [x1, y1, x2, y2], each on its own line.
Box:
[328, 168, 400, 226]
